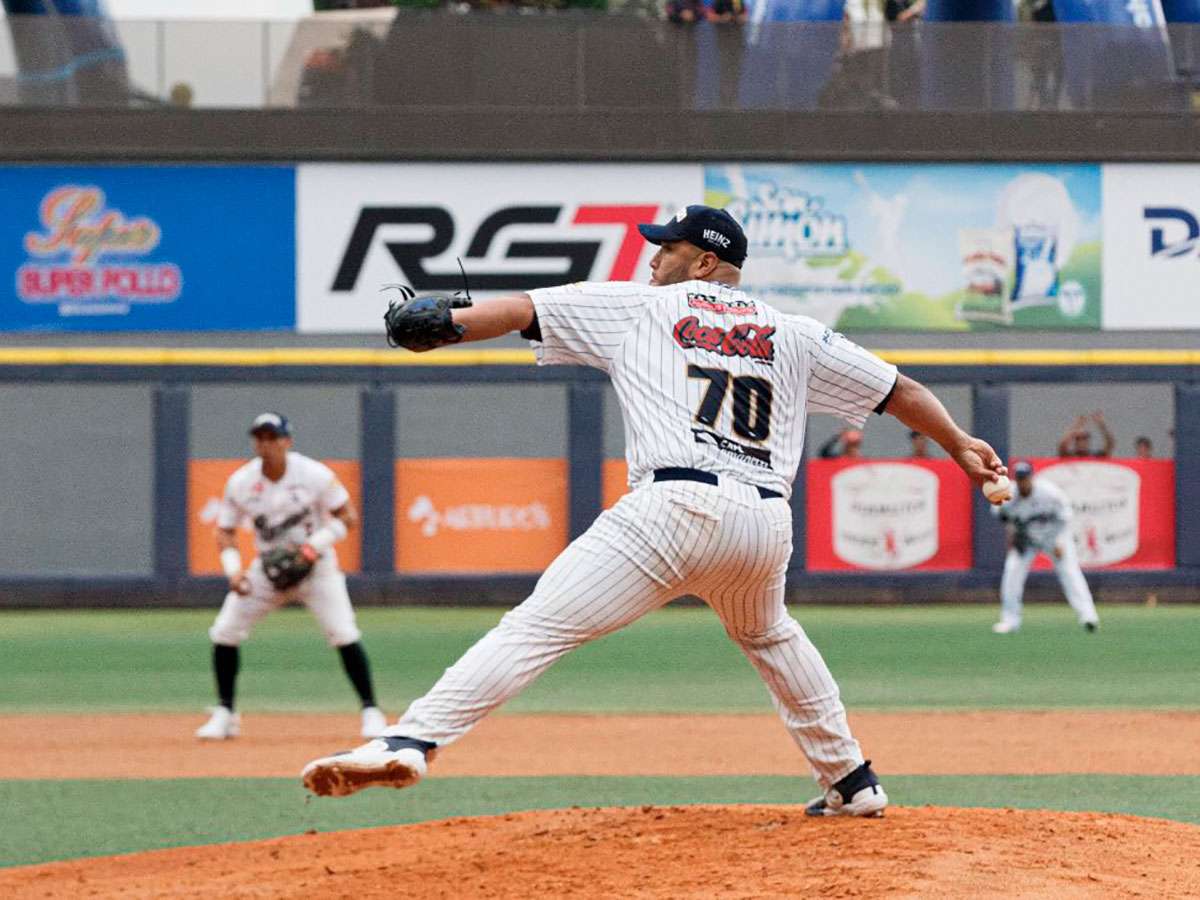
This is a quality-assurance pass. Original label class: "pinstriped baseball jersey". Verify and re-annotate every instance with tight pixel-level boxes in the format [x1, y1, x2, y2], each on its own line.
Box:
[218, 451, 350, 558]
[528, 279, 898, 498]
[991, 478, 1071, 553]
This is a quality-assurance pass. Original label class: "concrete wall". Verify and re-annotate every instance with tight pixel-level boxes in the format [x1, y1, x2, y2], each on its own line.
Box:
[0, 383, 154, 575]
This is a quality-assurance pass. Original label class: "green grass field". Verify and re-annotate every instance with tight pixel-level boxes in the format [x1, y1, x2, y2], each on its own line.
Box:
[1, 604, 1197, 867]
[4, 604, 1197, 713]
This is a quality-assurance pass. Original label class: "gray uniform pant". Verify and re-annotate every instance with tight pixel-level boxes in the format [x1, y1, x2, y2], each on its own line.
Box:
[389, 478, 866, 790]
[999, 536, 1099, 628]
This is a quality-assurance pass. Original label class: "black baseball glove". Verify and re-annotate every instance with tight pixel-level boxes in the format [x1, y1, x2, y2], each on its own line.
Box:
[1011, 528, 1030, 555]
[261, 544, 315, 591]
[382, 284, 473, 352]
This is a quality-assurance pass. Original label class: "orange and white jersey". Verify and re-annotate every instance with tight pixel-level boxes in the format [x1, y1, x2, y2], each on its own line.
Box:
[527, 280, 898, 499]
[217, 451, 350, 558]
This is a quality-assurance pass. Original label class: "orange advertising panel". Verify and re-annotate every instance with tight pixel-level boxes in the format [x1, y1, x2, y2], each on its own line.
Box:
[395, 458, 568, 574]
[187, 459, 362, 575]
[603, 459, 630, 509]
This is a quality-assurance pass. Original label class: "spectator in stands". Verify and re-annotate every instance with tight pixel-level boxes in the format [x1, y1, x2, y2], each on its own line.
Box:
[710, 0, 747, 24]
[665, 0, 706, 24]
[1134, 436, 1153, 459]
[909, 430, 930, 459]
[1058, 411, 1114, 458]
[819, 428, 864, 459]
[1024, 0, 1062, 110]
[885, 0, 924, 23]
[883, 0, 922, 109]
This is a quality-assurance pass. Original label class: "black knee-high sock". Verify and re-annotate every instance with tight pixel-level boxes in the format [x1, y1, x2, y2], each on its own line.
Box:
[337, 641, 377, 708]
[213, 644, 239, 711]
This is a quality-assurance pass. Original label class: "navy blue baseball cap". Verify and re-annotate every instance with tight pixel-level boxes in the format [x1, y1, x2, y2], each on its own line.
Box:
[1013, 461, 1033, 479]
[249, 412, 291, 437]
[638, 205, 748, 268]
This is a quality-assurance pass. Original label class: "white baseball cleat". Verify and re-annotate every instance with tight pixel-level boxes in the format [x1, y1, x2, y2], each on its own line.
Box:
[195, 706, 240, 740]
[805, 760, 888, 818]
[991, 621, 1019, 634]
[302, 735, 436, 798]
[360, 705, 388, 738]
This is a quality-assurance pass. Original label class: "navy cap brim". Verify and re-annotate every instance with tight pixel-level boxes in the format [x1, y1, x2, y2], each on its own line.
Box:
[637, 223, 680, 245]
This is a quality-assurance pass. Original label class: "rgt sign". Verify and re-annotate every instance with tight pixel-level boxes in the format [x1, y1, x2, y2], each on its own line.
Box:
[297, 162, 702, 333]
[332, 204, 657, 293]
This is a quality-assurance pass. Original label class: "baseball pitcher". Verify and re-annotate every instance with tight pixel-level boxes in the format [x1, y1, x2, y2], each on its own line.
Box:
[991, 460, 1100, 634]
[196, 412, 386, 741]
[302, 205, 1007, 817]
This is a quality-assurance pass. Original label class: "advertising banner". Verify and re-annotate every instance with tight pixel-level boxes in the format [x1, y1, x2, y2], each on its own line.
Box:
[704, 163, 1102, 331]
[1102, 164, 1200, 329]
[187, 459, 362, 575]
[0, 166, 295, 331]
[395, 458, 568, 573]
[603, 459, 630, 510]
[807, 459, 973, 571]
[296, 163, 701, 333]
[1022, 458, 1175, 570]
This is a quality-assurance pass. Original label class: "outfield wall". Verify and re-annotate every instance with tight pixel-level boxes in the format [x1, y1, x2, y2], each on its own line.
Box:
[0, 350, 1195, 608]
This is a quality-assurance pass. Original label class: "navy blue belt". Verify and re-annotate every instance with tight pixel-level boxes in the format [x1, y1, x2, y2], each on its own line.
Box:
[653, 467, 783, 500]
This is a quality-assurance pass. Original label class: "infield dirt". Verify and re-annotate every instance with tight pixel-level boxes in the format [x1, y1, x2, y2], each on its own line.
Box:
[2, 710, 1198, 779]
[3, 711, 1199, 898]
[4, 805, 1200, 899]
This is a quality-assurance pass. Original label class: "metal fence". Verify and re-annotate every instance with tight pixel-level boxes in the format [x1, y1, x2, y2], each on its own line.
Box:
[2, 14, 1200, 112]
[0, 348, 1196, 608]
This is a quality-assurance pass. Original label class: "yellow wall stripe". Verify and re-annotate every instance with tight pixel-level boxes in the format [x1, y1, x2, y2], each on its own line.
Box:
[0, 347, 537, 366]
[0, 347, 1196, 367]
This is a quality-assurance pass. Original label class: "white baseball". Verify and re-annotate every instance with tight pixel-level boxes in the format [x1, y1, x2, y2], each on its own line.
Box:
[982, 475, 1011, 505]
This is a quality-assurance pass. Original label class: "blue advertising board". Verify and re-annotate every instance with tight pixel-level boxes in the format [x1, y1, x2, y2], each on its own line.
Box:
[0, 165, 295, 331]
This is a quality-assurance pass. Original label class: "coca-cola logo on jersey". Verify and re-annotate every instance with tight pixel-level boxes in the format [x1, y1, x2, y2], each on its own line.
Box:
[672, 315, 775, 363]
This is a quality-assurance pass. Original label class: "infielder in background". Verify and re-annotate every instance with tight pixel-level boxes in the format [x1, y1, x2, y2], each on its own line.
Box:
[991, 460, 1099, 635]
[196, 412, 386, 740]
[302, 205, 1007, 818]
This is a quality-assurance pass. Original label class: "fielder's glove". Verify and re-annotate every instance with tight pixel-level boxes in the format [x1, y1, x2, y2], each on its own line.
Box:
[261, 544, 317, 591]
[1012, 530, 1030, 555]
[382, 285, 472, 352]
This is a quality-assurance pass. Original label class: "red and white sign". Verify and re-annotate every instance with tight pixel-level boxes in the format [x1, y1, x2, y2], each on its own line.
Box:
[807, 459, 973, 572]
[1025, 457, 1174, 570]
[296, 163, 701, 333]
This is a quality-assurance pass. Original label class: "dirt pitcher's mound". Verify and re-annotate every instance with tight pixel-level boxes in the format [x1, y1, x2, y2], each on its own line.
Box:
[6, 805, 1200, 899]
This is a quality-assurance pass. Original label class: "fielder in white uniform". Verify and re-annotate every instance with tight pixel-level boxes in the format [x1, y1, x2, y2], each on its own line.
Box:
[991, 460, 1100, 634]
[302, 205, 1007, 817]
[196, 412, 387, 740]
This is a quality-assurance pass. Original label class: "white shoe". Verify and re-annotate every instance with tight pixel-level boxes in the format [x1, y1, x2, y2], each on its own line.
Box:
[195, 706, 240, 740]
[302, 735, 434, 798]
[805, 761, 888, 818]
[360, 705, 387, 738]
[991, 621, 1019, 634]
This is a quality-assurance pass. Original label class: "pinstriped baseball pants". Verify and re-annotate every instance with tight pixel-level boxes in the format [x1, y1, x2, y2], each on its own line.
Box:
[391, 478, 865, 789]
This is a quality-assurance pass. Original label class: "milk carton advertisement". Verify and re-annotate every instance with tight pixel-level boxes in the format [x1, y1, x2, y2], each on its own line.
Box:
[704, 163, 1102, 331]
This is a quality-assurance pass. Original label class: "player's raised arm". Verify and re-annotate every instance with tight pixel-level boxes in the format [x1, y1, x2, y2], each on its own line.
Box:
[382, 287, 534, 351]
[883, 373, 1007, 487]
